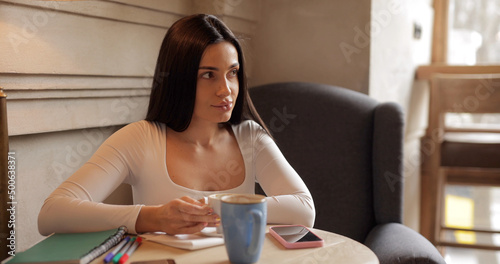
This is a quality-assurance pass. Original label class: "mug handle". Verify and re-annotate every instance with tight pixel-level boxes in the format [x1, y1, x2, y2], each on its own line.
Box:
[246, 209, 264, 256]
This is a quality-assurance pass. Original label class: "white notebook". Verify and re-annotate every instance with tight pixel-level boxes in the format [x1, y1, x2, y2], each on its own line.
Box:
[141, 228, 224, 250]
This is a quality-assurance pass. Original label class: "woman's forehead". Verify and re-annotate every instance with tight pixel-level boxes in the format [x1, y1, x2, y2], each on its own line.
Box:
[199, 42, 239, 68]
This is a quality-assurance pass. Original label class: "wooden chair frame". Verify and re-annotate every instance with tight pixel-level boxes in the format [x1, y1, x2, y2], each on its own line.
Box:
[420, 74, 500, 251]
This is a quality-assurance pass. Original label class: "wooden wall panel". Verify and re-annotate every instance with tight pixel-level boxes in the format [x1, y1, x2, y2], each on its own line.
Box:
[104, 0, 192, 14]
[3, 0, 185, 27]
[0, 3, 166, 76]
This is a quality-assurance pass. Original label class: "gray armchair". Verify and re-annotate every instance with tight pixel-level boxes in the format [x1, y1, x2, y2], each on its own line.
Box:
[249, 82, 446, 264]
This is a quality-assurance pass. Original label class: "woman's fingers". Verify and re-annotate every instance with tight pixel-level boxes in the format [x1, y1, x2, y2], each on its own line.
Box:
[198, 197, 208, 205]
[174, 196, 219, 224]
[177, 222, 208, 234]
[156, 196, 220, 235]
[178, 196, 213, 216]
[181, 196, 204, 205]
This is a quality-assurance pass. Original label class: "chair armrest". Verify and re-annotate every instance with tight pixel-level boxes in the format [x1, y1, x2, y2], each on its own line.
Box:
[364, 223, 446, 264]
[372, 102, 404, 224]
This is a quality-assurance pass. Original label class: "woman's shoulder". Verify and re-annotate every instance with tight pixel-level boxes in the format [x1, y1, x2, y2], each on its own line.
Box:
[232, 119, 260, 131]
[119, 120, 163, 133]
[231, 120, 268, 139]
[105, 120, 164, 144]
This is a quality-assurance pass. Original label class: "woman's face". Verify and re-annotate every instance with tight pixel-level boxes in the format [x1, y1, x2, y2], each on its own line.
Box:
[193, 41, 240, 125]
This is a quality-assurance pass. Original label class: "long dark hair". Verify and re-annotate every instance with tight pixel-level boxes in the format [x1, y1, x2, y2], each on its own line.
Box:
[146, 14, 268, 134]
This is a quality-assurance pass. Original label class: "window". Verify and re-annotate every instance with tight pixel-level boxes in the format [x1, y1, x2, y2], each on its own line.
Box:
[447, 0, 500, 65]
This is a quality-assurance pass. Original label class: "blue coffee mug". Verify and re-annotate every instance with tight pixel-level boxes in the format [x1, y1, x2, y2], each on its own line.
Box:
[221, 194, 267, 264]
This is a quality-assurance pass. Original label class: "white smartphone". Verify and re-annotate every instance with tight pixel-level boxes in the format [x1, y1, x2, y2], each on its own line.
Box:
[269, 225, 324, 249]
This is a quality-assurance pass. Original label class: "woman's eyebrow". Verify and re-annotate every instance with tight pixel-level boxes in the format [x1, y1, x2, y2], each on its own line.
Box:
[198, 63, 239, 71]
[199, 66, 218, 71]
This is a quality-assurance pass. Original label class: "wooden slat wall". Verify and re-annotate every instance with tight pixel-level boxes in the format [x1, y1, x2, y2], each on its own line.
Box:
[0, 0, 176, 135]
[0, 0, 261, 252]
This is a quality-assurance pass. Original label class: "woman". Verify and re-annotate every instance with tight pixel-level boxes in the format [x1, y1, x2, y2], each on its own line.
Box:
[38, 14, 315, 236]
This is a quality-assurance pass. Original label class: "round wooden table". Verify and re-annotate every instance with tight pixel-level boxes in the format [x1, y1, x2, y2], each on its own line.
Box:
[92, 227, 379, 264]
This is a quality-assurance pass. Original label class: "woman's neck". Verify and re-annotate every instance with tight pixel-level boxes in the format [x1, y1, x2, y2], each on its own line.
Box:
[170, 120, 228, 147]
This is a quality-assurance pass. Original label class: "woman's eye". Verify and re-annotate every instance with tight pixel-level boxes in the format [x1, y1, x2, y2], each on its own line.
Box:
[201, 72, 213, 79]
[229, 69, 239, 77]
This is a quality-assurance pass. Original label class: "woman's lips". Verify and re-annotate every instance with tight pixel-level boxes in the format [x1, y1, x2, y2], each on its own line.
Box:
[212, 101, 233, 111]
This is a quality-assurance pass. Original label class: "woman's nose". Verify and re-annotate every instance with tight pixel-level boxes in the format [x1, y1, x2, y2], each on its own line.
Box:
[216, 78, 231, 97]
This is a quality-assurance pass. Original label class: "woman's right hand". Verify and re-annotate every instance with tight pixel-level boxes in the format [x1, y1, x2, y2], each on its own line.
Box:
[135, 196, 219, 235]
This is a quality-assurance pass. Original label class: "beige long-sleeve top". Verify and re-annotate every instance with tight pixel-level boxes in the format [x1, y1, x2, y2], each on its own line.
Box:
[38, 120, 315, 235]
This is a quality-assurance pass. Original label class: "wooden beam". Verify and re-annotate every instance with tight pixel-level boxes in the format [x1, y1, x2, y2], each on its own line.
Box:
[416, 65, 500, 80]
[431, 0, 450, 63]
[444, 167, 500, 186]
[442, 226, 500, 234]
[438, 241, 500, 251]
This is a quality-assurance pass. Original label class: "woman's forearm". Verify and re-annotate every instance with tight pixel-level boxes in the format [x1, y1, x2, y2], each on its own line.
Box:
[135, 205, 161, 233]
[266, 192, 316, 227]
[38, 192, 142, 235]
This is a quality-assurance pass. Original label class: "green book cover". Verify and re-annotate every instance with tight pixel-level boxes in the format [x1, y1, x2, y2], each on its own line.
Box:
[6, 228, 125, 264]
